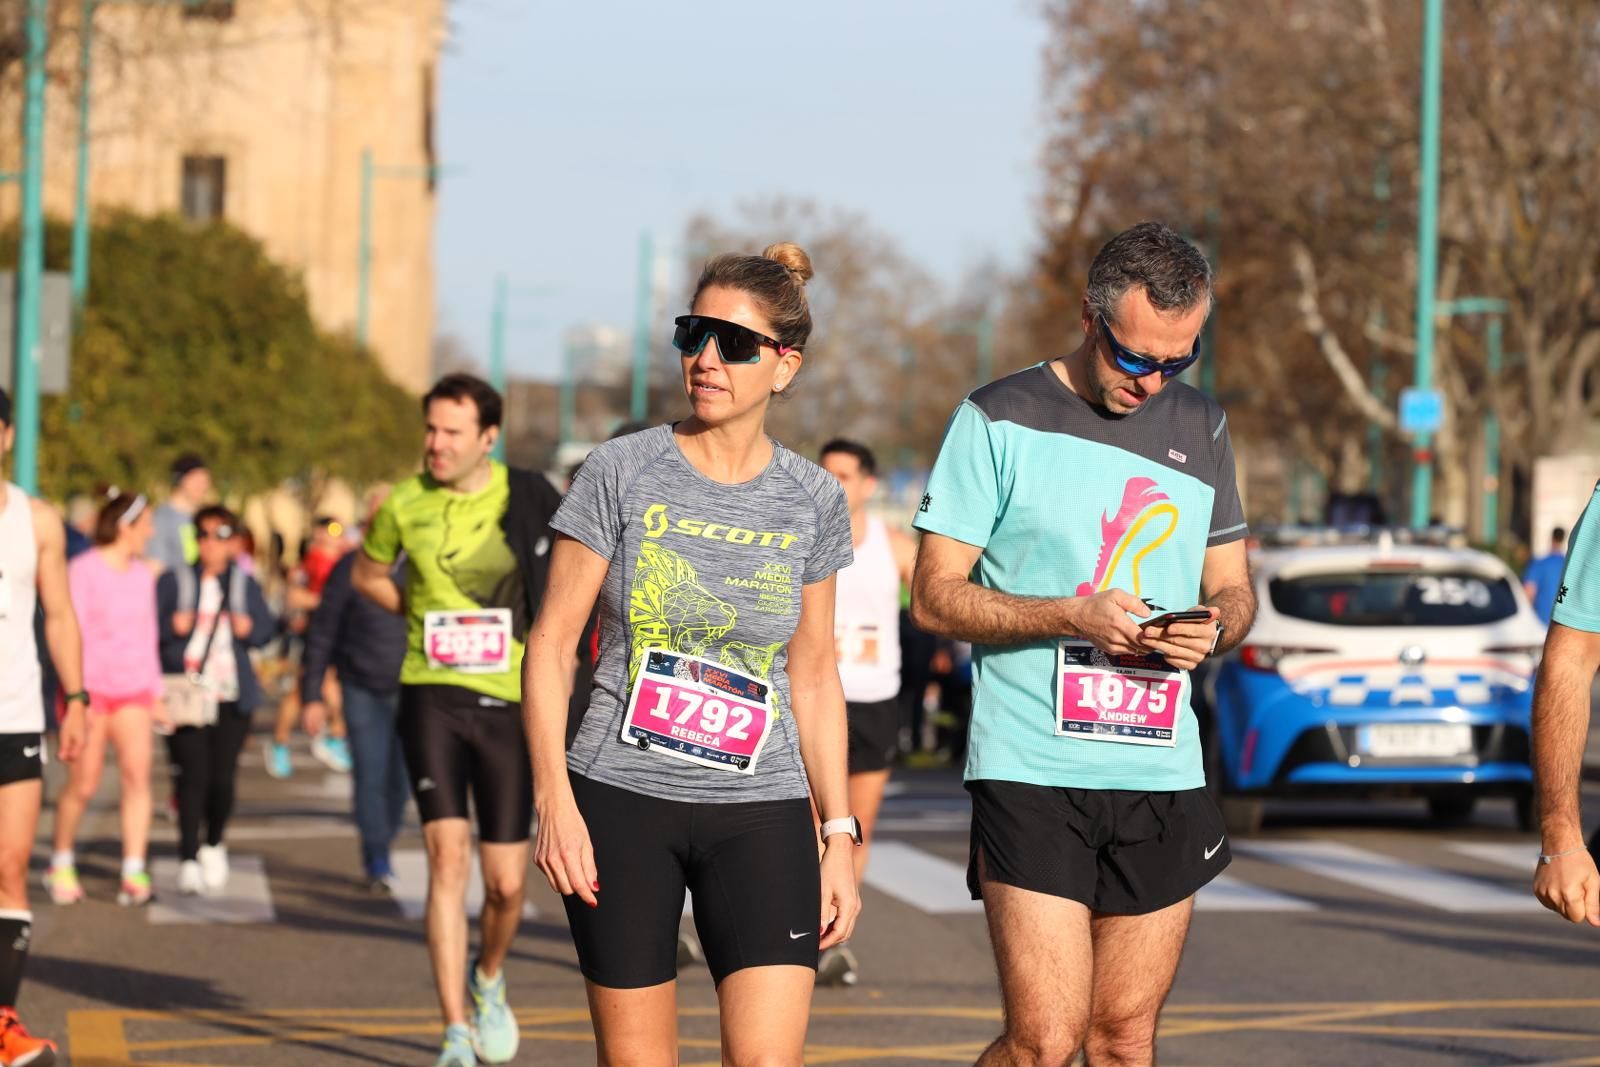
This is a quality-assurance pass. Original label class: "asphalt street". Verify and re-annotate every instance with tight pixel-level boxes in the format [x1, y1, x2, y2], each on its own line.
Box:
[19, 726, 1600, 1067]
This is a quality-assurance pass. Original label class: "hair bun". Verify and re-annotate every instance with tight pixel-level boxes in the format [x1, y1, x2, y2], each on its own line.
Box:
[761, 242, 814, 286]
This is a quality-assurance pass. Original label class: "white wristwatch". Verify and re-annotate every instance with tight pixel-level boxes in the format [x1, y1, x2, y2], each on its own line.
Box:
[821, 816, 863, 845]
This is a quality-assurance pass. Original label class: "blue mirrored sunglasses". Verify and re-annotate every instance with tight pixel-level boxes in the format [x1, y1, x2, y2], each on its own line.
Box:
[673, 315, 792, 365]
[1098, 316, 1202, 378]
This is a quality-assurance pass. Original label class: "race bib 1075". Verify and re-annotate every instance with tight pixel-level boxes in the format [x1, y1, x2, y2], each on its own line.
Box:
[1055, 640, 1185, 748]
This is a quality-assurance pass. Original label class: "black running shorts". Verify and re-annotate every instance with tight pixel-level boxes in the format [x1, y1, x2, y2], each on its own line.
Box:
[0, 733, 44, 787]
[967, 780, 1229, 915]
[564, 773, 821, 989]
[397, 684, 532, 844]
[846, 698, 900, 774]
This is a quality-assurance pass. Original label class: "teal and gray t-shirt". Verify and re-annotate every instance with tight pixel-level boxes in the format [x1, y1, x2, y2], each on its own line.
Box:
[553, 424, 854, 803]
[914, 363, 1248, 792]
[1552, 481, 1600, 632]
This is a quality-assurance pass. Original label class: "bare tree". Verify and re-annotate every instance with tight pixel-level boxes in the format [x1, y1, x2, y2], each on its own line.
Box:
[1029, 0, 1600, 531]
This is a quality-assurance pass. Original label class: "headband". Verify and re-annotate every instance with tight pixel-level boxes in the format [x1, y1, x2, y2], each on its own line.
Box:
[118, 494, 148, 527]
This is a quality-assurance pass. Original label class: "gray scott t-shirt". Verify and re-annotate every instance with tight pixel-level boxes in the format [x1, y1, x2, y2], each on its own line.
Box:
[553, 424, 854, 803]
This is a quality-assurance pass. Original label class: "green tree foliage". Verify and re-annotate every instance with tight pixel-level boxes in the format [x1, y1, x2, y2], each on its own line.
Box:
[1, 211, 417, 498]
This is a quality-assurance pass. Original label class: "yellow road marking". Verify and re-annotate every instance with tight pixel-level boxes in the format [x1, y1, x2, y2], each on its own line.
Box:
[65, 1010, 131, 1067]
[68, 997, 1600, 1064]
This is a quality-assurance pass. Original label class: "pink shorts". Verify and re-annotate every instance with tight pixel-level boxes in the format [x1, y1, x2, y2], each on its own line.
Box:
[80, 692, 161, 718]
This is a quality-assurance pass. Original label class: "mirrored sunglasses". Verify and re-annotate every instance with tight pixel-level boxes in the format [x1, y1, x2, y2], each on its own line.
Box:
[673, 315, 793, 365]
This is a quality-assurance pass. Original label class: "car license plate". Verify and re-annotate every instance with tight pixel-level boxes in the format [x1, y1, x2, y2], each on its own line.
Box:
[1356, 723, 1474, 758]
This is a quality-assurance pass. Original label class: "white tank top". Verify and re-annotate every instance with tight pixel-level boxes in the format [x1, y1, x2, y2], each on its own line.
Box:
[0, 482, 44, 733]
[835, 515, 902, 703]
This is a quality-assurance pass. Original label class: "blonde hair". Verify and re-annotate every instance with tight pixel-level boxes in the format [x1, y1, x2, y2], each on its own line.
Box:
[690, 242, 815, 351]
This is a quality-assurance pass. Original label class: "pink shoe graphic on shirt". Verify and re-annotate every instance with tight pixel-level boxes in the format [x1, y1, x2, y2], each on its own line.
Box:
[1076, 477, 1179, 599]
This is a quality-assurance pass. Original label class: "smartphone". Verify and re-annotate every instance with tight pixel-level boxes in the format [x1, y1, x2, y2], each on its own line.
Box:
[1140, 609, 1213, 628]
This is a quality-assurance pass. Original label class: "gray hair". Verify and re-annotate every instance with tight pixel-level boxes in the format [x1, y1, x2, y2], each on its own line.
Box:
[1084, 222, 1214, 327]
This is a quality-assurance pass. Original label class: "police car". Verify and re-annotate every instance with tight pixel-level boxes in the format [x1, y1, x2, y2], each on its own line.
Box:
[1201, 528, 1545, 835]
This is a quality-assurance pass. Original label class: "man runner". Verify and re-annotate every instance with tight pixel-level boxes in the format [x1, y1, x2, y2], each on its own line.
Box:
[911, 223, 1255, 1066]
[0, 387, 88, 1067]
[1531, 484, 1600, 921]
[353, 374, 561, 1067]
[817, 439, 916, 987]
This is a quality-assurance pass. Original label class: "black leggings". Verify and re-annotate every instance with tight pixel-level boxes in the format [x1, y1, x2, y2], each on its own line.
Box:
[165, 705, 252, 861]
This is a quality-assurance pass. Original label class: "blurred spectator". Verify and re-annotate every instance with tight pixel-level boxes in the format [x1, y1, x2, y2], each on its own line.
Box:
[64, 494, 97, 559]
[156, 505, 278, 896]
[1525, 527, 1568, 626]
[300, 516, 348, 596]
[299, 492, 409, 892]
[265, 518, 353, 778]
[47, 489, 167, 908]
[150, 454, 212, 573]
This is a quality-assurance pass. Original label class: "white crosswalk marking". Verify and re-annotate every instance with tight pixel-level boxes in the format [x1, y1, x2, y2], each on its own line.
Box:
[1235, 840, 1545, 913]
[862, 840, 984, 914]
[1448, 842, 1539, 872]
[1195, 873, 1315, 912]
[391, 850, 537, 922]
[148, 855, 276, 924]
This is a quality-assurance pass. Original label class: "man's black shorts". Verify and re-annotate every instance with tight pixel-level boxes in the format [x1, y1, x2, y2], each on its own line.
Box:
[966, 780, 1230, 914]
[846, 698, 900, 774]
[0, 733, 45, 787]
[397, 684, 532, 843]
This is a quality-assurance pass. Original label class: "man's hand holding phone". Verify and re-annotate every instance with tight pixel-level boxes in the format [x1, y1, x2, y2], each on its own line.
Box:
[1136, 606, 1219, 670]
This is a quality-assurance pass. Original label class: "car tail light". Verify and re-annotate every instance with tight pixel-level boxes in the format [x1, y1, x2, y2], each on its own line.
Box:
[1238, 645, 1338, 672]
[1484, 644, 1544, 672]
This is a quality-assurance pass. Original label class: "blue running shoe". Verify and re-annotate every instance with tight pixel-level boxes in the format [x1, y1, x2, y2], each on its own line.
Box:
[311, 734, 353, 773]
[263, 740, 293, 780]
[432, 1023, 474, 1067]
[469, 963, 518, 1063]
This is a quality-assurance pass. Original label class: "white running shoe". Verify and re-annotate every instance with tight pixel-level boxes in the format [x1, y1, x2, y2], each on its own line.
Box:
[178, 860, 205, 896]
[197, 844, 229, 891]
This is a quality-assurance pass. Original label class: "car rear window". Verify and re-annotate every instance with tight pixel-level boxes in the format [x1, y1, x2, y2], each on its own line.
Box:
[1268, 570, 1519, 627]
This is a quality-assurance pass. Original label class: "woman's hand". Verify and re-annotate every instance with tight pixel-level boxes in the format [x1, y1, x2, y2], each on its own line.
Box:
[534, 792, 599, 908]
[172, 610, 195, 637]
[231, 612, 253, 641]
[151, 699, 174, 735]
[818, 839, 862, 950]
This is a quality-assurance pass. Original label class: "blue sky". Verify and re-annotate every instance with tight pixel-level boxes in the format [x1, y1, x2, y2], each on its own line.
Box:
[436, 0, 1048, 381]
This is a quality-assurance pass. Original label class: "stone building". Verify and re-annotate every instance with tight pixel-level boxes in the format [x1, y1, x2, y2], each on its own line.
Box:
[0, 0, 444, 391]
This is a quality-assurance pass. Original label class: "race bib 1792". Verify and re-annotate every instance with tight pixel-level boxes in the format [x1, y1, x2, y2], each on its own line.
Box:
[620, 649, 774, 774]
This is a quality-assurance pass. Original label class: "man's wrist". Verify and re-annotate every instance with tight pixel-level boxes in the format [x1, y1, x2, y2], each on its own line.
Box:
[1540, 818, 1585, 854]
[1058, 596, 1083, 636]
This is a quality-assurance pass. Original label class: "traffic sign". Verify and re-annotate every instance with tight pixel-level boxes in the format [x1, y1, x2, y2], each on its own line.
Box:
[1, 270, 72, 395]
[1399, 388, 1444, 434]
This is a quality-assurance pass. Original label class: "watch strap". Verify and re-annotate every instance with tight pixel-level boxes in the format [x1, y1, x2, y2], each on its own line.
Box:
[820, 816, 862, 845]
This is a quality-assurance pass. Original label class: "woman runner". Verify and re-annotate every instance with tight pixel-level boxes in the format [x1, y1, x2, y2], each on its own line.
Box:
[524, 242, 862, 1064]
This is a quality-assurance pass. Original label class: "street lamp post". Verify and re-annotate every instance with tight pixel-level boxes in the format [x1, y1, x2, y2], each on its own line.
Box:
[559, 338, 577, 451]
[629, 230, 653, 423]
[485, 279, 555, 461]
[356, 149, 445, 352]
[1409, 0, 1446, 529]
[71, 0, 206, 316]
[945, 313, 995, 389]
[10, 0, 50, 494]
[70, 0, 98, 316]
[1435, 296, 1508, 544]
